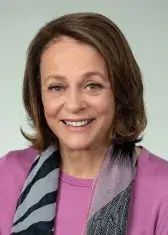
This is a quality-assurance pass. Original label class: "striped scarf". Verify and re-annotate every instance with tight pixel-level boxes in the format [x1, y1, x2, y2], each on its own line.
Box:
[11, 145, 136, 235]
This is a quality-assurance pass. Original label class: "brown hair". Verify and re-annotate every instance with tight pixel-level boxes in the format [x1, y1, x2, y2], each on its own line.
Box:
[21, 12, 147, 151]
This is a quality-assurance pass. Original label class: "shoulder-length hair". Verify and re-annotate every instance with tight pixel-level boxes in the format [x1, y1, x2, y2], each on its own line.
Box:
[21, 12, 147, 155]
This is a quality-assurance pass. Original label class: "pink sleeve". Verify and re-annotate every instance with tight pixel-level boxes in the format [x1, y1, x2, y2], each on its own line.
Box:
[0, 148, 37, 199]
[0, 153, 8, 186]
[158, 212, 168, 234]
[156, 193, 168, 235]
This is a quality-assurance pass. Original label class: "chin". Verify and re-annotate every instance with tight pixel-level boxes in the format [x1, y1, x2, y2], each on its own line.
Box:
[59, 138, 94, 151]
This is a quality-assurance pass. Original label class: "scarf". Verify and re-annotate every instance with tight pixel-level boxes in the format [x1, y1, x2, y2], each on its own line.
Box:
[11, 145, 137, 235]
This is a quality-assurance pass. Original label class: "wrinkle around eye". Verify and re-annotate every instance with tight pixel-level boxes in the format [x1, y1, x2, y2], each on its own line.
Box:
[85, 83, 103, 90]
[48, 85, 64, 92]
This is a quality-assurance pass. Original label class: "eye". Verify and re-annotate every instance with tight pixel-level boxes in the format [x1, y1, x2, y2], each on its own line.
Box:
[85, 83, 103, 90]
[48, 85, 64, 92]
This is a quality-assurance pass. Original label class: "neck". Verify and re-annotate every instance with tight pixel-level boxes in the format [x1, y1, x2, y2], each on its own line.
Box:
[59, 143, 110, 179]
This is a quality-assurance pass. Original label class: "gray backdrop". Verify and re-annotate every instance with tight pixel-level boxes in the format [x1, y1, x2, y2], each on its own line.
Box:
[0, 0, 167, 158]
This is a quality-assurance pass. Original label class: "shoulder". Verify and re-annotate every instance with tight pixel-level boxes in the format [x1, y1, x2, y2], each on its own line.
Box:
[137, 147, 168, 214]
[0, 147, 38, 173]
[137, 147, 168, 186]
[0, 147, 38, 197]
[135, 147, 168, 196]
[129, 148, 168, 233]
[133, 146, 168, 206]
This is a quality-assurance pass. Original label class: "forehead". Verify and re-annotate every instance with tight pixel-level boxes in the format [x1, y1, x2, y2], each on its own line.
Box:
[40, 37, 108, 77]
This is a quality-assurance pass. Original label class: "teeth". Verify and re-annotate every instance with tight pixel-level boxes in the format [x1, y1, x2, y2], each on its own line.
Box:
[64, 120, 91, 127]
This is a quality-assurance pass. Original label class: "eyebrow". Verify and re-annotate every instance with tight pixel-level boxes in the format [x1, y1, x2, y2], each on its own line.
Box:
[45, 71, 106, 82]
[45, 75, 66, 82]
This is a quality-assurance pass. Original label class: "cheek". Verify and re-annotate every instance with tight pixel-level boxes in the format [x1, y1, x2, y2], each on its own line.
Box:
[42, 97, 60, 118]
[92, 94, 115, 118]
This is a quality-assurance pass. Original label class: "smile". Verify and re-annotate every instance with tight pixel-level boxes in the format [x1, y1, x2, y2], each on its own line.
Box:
[62, 119, 94, 127]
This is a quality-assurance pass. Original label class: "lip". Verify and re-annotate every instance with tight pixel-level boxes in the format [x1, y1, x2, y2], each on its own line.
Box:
[61, 118, 95, 122]
[61, 118, 95, 131]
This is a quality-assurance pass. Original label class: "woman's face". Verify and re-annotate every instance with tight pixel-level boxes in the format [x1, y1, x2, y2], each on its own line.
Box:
[40, 37, 115, 151]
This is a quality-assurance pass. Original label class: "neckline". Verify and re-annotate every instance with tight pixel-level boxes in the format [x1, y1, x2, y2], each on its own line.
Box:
[59, 146, 149, 187]
[59, 170, 94, 187]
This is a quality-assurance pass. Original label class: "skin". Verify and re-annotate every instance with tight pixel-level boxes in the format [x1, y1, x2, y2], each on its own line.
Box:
[40, 36, 140, 178]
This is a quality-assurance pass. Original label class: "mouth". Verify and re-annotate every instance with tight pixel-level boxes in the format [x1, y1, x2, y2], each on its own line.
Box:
[62, 119, 95, 127]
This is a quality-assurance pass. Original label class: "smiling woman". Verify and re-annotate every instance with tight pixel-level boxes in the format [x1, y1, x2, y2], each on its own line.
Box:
[0, 12, 168, 235]
[40, 37, 114, 155]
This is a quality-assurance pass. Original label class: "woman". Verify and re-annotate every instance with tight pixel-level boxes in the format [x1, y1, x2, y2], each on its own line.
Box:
[0, 12, 168, 235]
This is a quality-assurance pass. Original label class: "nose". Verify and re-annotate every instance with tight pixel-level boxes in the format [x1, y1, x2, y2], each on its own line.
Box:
[64, 89, 86, 113]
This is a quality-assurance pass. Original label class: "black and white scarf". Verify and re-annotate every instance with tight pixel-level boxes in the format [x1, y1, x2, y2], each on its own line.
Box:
[11, 145, 136, 235]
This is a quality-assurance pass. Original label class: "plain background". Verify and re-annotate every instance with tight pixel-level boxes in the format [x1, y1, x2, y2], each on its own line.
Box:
[0, 1, 167, 159]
